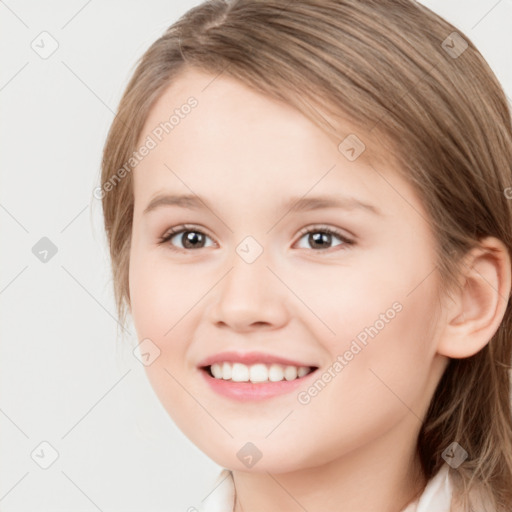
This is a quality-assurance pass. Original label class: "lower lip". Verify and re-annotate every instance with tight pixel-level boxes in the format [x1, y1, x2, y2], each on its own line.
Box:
[199, 367, 318, 401]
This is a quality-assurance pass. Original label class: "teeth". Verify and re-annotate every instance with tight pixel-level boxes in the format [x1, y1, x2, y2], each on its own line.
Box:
[221, 362, 232, 380]
[249, 363, 268, 383]
[208, 362, 313, 382]
[232, 363, 249, 382]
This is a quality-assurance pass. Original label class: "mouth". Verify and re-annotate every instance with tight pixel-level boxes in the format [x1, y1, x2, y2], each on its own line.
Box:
[198, 362, 320, 401]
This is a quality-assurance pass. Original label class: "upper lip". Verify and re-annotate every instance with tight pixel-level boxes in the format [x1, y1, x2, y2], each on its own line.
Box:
[197, 351, 318, 369]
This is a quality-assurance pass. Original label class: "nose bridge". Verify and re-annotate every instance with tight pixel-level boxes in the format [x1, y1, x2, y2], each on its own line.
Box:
[210, 236, 288, 329]
[224, 238, 273, 306]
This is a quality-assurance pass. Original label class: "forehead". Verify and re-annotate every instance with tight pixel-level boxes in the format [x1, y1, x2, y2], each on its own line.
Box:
[139, 66, 379, 161]
[132, 67, 418, 220]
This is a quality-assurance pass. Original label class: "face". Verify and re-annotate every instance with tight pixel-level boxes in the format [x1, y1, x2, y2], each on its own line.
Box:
[128, 66, 448, 472]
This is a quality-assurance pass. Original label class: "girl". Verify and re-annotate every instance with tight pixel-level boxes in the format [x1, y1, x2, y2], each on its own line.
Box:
[99, 1, 512, 510]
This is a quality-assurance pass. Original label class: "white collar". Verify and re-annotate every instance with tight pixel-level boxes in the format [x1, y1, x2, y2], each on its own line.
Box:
[400, 464, 452, 512]
[198, 464, 453, 512]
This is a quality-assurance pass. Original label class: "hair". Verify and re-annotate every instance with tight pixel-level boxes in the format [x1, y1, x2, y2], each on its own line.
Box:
[100, 0, 512, 509]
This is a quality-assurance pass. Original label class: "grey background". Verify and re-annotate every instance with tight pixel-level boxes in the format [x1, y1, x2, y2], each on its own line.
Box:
[1, 1, 511, 510]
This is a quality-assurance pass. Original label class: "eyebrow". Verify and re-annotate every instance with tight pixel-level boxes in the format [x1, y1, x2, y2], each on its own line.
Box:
[143, 193, 381, 216]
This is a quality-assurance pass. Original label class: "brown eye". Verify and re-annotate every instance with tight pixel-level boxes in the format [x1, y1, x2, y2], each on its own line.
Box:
[175, 230, 207, 249]
[159, 226, 215, 251]
[295, 226, 354, 251]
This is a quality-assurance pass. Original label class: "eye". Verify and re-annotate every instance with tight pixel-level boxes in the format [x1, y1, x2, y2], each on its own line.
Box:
[294, 225, 354, 252]
[158, 224, 354, 253]
[158, 224, 215, 252]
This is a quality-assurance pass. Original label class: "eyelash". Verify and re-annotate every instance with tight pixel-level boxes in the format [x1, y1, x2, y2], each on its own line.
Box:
[157, 224, 355, 254]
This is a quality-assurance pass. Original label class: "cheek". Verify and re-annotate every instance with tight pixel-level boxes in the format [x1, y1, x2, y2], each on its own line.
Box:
[305, 246, 440, 411]
[315, 272, 440, 430]
[128, 250, 213, 414]
[287, 290, 440, 467]
[128, 248, 204, 341]
[128, 251, 206, 427]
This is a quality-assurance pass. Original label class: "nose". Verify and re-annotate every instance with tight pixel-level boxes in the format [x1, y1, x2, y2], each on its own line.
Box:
[207, 250, 290, 332]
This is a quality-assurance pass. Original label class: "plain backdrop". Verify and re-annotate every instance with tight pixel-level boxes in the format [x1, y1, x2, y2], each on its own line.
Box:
[1, 1, 511, 511]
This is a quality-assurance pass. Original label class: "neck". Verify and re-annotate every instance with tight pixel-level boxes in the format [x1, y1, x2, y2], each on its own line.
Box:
[232, 416, 427, 512]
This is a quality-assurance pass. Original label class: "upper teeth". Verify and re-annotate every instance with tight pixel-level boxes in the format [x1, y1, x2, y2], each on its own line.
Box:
[209, 362, 313, 382]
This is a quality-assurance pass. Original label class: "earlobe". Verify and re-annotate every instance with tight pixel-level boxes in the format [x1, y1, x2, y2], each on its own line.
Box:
[436, 236, 511, 359]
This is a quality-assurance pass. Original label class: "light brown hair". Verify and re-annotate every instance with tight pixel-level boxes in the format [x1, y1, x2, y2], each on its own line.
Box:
[100, 1, 512, 509]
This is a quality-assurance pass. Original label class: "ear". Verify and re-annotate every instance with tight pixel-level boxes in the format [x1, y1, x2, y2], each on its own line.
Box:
[436, 236, 511, 359]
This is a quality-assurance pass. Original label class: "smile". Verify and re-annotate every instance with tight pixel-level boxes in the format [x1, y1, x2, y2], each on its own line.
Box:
[199, 363, 319, 401]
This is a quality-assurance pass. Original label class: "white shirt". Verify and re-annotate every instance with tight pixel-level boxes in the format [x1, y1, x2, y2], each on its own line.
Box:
[198, 464, 453, 512]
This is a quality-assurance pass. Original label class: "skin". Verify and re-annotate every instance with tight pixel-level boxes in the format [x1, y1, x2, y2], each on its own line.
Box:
[127, 66, 511, 512]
